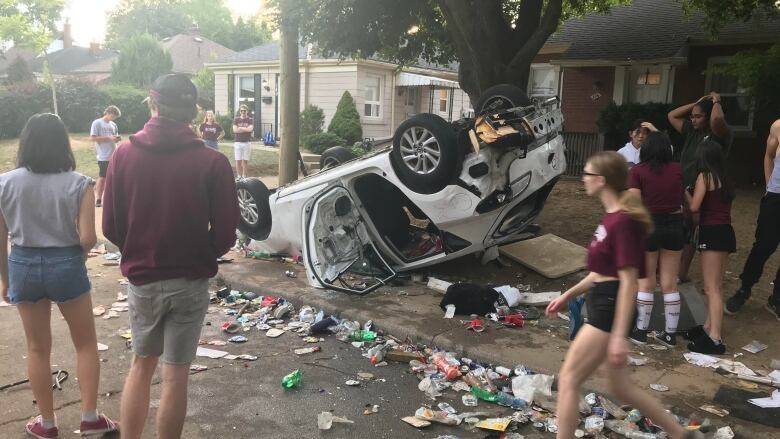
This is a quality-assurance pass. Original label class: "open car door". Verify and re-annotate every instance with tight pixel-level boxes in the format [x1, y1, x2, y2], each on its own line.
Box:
[303, 186, 396, 295]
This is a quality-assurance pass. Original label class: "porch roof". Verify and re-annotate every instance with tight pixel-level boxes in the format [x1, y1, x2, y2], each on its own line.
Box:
[396, 72, 459, 88]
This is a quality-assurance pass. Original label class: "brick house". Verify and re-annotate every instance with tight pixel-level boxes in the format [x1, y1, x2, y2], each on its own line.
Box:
[530, 0, 780, 183]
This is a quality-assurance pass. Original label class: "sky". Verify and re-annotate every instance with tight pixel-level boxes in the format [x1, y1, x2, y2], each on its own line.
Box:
[62, 0, 263, 45]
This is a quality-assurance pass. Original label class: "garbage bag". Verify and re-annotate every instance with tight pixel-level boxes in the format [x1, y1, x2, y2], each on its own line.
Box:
[440, 283, 506, 316]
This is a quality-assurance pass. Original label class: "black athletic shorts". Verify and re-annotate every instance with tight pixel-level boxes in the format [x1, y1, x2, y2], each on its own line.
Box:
[697, 224, 736, 253]
[98, 160, 109, 177]
[647, 213, 685, 251]
[585, 280, 620, 333]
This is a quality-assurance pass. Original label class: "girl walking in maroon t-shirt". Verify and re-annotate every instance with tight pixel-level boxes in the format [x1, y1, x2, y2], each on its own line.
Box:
[546, 151, 699, 439]
[627, 131, 686, 347]
[686, 140, 735, 354]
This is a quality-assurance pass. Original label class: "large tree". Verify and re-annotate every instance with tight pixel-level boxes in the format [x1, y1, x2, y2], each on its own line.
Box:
[275, 0, 779, 103]
[111, 33, 173, 87]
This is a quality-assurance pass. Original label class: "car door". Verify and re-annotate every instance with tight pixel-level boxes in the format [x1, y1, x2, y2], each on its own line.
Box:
[302, 185, 396, 295]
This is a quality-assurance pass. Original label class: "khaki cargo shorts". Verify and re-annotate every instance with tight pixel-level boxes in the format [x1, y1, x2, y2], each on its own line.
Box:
[127, 277, 209, 364]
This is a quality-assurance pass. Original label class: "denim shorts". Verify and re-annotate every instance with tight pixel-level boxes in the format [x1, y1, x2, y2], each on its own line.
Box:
[8, 245, 90, 305]
[128, 277, 209, 364]
[203, 139, 219, 150]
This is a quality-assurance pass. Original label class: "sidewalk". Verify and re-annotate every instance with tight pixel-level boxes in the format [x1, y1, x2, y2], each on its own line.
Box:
[217, 253, 777, 438]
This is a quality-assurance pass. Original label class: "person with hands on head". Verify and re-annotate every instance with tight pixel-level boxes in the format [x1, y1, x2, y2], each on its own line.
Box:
[545, 151, 701, 439]
[668, 92, 732, 283]
[616, 119, 649, 167]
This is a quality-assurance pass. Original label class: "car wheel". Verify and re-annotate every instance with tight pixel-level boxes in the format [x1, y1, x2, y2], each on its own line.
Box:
[319, 146, 357, 170]
[475, 84, 531, 115]
[236, 178, 272, 240]
[390, 113, 459, 194]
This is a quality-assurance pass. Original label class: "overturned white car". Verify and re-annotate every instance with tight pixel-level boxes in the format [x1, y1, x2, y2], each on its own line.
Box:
[236, 84, 567, 294]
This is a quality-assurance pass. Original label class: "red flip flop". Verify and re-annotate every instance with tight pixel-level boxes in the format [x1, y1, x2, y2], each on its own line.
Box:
[466, 319, 485, 332]
[503, 314, 524, 328]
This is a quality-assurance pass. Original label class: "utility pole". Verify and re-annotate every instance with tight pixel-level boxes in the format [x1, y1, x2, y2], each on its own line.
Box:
[278, 0, 300, 185]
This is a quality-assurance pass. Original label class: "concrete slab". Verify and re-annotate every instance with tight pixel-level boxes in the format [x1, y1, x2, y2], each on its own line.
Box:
[647, 283, 708, 331]
[499, 234, 586, 279]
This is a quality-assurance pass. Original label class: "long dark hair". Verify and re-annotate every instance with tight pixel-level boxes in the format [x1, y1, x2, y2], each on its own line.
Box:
[639, 131, 673, 174]
[17, 113, 76, 173]
[693, 99, 713, 130]
[695, 139, 734, 202]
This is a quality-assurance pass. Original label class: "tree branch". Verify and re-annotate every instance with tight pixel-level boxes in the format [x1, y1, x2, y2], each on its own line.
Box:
[508, 0, 562, 73]
[513, 0, 543, 49]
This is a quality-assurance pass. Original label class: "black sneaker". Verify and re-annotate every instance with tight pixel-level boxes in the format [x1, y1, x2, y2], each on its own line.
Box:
[654, 331, 677, 348]
[680, 325, 707, 341]
[628, 327, 647, 345]
[766, 299, 780, 321]
[687, 335, 726, 355]
[724, 289, 750, 315]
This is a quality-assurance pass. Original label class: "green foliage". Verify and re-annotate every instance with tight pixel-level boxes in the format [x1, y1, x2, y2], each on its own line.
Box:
[56, 78, 106, 133]
[0, 81, 52, 138]
[300, 104, 325, 139]
[302, 132, 344, 154]
[0, 0, 64, 53]
[216, 113, 234, 140]
[597, 102, 678, 150]
[4, 56, 35, 84]
[105, 0, 271, 51]
[718, 41, 780, 129]
[327, 91, 362, 145]
[680, 0, 779, 37]
[192, 68, 215, 108]
[97, 83, 150, 133]
[111, 33, 173, 87]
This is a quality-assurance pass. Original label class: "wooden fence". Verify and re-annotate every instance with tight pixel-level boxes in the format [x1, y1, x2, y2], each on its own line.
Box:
[562, 132, 604, 178]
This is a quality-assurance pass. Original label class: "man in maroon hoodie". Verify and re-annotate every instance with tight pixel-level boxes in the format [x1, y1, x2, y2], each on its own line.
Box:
[103, 74, 238, 439]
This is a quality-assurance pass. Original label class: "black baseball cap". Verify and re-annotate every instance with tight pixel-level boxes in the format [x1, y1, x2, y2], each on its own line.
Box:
[146, 74, 197, 108]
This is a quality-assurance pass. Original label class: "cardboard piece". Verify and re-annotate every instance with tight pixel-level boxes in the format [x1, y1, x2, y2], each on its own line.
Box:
[499, 234, 586, 278]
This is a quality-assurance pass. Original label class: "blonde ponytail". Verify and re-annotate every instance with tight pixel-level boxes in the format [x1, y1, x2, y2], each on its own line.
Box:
[618, 190, 653, 235]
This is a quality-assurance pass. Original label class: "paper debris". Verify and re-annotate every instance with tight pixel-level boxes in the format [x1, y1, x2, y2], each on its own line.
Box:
[97, 343, 109, 351]
[699, 404, 729, 417]
[102, 310, 120, 319]
[426, 277, 452, 294]
[748, 389, 780, 408]
[628, 356, 648, 366]
[266, 328, 285, 338]
[345, 380, 360, 386]
[444, 304, 456, 319]
[92, 305, 106, 316]
[649, 383, 669, 392]
[683, 352, 756, 376]
[196, 347, 228, 359]
[742, 340, 768, 354]
[769, 370, 780, 382]
[476, 417, 512, 432]
[714, 426, 734, 439]
[401, 416, 431, 428]
[190, 364, 207, 372]
[517, 291, 561, 306]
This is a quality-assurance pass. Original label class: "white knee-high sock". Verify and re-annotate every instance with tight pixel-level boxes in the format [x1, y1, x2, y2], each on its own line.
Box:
[664, 292, 681, 334]
[636, 291, 654, 330]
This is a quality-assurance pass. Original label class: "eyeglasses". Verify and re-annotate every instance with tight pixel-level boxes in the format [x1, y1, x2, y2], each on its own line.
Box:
[582, 171, 601, 177]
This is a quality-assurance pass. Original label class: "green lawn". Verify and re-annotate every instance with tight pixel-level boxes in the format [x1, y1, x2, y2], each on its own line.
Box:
[0, 135, 279, 178]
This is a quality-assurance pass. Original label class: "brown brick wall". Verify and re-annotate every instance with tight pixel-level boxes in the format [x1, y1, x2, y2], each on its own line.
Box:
[560, 66, 615, 133]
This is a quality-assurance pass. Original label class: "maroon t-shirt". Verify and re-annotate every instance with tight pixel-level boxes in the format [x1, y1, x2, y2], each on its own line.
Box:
[699, 187, 732, 225]
[199, 122, 223, 141]
[628, 162, 684, 214]
[586, 212, 647, 278]
[233, 117, 253, 142]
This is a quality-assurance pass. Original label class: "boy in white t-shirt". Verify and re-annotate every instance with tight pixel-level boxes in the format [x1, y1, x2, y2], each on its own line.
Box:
[617, 119, 648, 167]
[90, 105, 121, 207]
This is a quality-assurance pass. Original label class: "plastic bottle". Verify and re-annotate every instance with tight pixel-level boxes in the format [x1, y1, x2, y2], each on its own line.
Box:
[281, 369, 302, 389]
[496, 391, 527, 409]
[246, 251, 273, 259]
[431, 353, 462, 380]
[347, 330, 377, 342]
[470, 386, 498, 403]
[367, 343, 389, 364]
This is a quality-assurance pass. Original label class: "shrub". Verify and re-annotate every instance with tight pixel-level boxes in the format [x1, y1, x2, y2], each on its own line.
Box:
[216, 114, 234, 140]
[303, 132, 345, 154]
[0, 82, 53, 139]
[300, 104, 325, 139]
[596, 102, 679, 151]
[327, 91, 362, 144]
[57, 78, 108, 134]
[98, 83, 150, 134]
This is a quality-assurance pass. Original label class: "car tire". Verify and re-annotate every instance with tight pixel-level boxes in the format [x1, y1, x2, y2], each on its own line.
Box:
[236, 178, 272, 240]
[319, 146, 357, 170]
[475, 84, 531, 115]
[390, 113, 458, 194]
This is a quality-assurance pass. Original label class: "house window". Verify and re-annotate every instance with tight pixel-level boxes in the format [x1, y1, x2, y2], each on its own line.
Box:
[236, 75, 255, 113]
[364, 75, 381, 118]
[706, 57, 753, 130]
[438, 89, 450, 113]
[528, 64, 557, 98]
[636, 71, 661, 85]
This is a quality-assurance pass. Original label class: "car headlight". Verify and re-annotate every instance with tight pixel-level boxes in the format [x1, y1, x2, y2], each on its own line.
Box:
[510, 172, 532, 197]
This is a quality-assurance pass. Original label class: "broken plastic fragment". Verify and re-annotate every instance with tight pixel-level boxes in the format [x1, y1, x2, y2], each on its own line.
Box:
[317, 411, 353, 430]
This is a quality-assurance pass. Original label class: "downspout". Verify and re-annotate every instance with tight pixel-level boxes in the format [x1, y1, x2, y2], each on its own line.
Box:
[389, 72, 396, 137]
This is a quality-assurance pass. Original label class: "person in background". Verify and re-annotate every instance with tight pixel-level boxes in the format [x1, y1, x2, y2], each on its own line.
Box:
[0, 114, 118, 438]
[198, 110, 224, 150]
[90, 105, 121, 208]
[545, 151, 701, 439]
[726, 119, 780, 319]
[103, 74, 239, 439]
[667, 93, 732, 283]
[627, 130, 686, 348]
[685, 140, 736, 354]
[617, 119, 648, 167]
[232, 105, 254, 179]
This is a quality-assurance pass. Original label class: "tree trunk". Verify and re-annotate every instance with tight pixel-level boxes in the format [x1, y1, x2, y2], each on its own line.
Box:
[278, 1, 300, 186]
[43, 50, 58, 115]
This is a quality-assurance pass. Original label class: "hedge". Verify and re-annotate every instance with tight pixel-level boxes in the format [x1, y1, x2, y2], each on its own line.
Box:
[303, 132, 345, 154]
[596, 102, 681, 152]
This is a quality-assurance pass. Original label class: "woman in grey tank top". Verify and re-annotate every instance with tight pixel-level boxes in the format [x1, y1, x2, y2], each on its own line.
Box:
[0, 114, 117, 437]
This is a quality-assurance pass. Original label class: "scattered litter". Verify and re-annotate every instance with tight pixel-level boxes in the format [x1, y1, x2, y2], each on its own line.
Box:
[345, 380, 360, 387]
[699, 404, 729, 417]
[281, 369, 302, 389]
[363, 404, 379, 415]
[462, 393, 478, 407]
[512, 374, 554, 405]
[196, 347, 228, 359]
[236, 354, 258, 361]
[437, 402, 457, 414]
[627, 356, 648, 366]
[771, 359, 780, 370]
[96, 343, 108, 351]
[444, 304, 456, 319]
[401, 416, 431, 428]
[649, 383, 669, 392]
[116, 292, 127, 301]
[649, 344, 668, 351]
[684, 352, 756, 376]
[92, 305, 106, 316]
[427, 277, 453, 294]
[102, 310, 120, 319]
[266, 328, 285, 338]
[302, 336, 320, 343]
[228, 335, 247, 343]
[517, 291, 561, 306]
[294, 346, 321, 355]
[748, 389, 780, 408]
[475, 417, 512, 431]
[414, 407, 460, 425]
[357, 372, 374, 380]
[207, 340, 227, 346]
[714, 426, 735, 439]
[741, 340, 768, 354]
[190, 364, 207, 372]
[222, 322, 240, 334]
[317, 411, 353, 430]
[769, 370, 780, 382]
